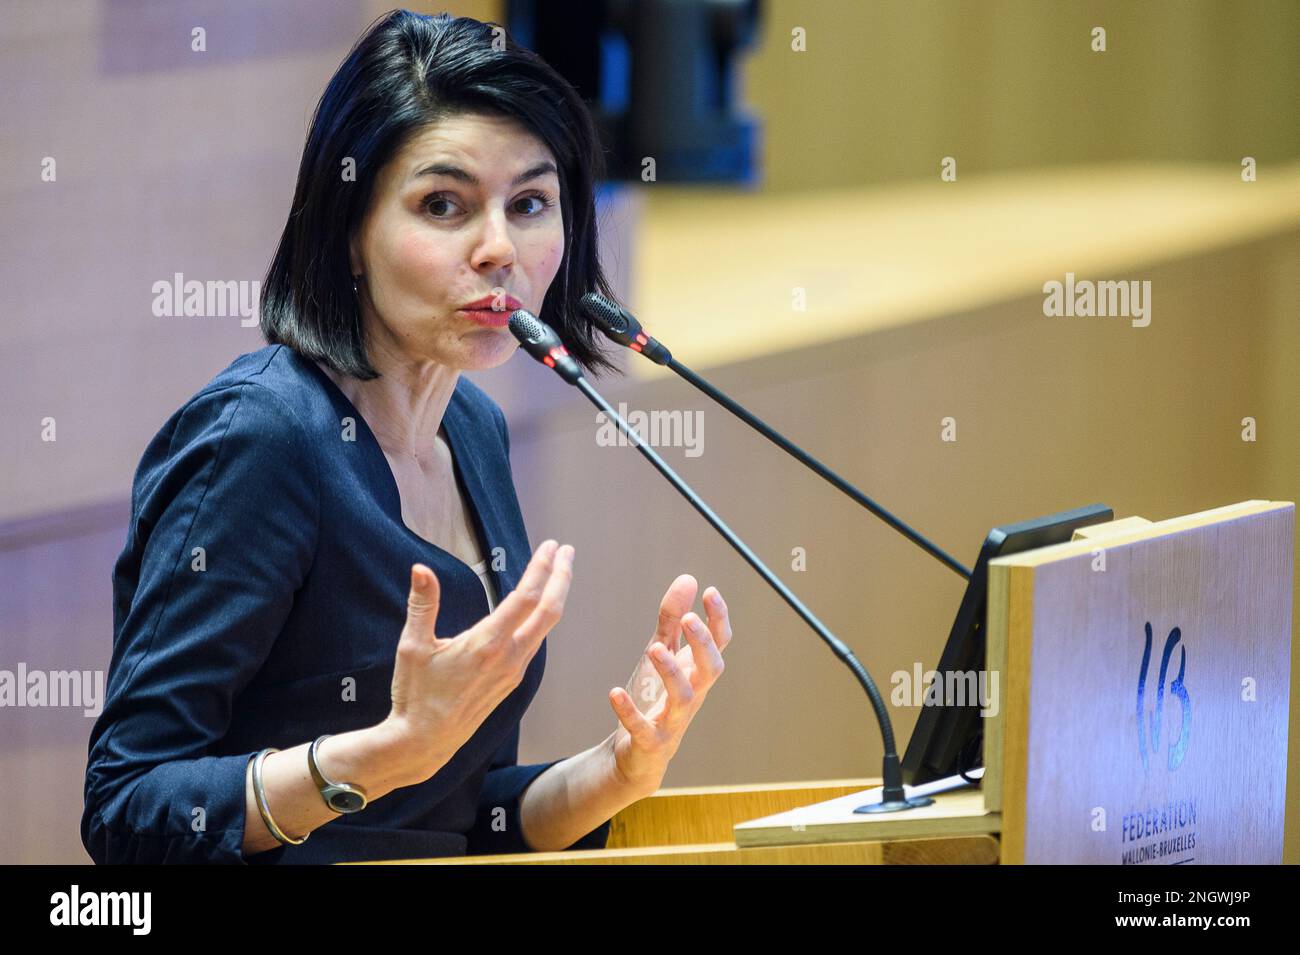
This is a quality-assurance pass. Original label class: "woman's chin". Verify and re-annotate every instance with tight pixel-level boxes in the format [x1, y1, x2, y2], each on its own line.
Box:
[453, 333, 519, 372]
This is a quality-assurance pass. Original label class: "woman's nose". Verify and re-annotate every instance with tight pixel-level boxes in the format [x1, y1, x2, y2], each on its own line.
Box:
[471, 211, 516, 271]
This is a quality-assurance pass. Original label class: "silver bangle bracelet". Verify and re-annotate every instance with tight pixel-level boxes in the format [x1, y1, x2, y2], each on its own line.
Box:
[252, 747, 308, 846]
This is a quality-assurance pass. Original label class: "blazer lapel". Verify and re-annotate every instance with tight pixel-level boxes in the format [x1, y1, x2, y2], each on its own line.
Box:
[442, 384, 515, 605]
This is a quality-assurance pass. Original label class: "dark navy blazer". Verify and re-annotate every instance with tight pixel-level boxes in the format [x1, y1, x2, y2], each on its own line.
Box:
[81, 343, 611, 864]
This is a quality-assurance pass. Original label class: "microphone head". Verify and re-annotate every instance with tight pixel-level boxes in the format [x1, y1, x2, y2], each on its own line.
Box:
[578, 292, 671, 365]
[507, 308, 550, 347]
[579, 292, 634, 341]
[507, 308, 584, 385]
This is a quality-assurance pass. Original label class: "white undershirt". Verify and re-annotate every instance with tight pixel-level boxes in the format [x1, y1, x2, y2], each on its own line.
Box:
[470, 558, 497, 612]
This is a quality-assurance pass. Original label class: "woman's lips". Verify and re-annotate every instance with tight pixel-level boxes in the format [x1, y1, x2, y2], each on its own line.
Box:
[459, 307, 513, 328]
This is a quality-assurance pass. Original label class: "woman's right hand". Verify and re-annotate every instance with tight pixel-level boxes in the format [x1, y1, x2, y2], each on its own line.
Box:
[382, 539, 574, 784]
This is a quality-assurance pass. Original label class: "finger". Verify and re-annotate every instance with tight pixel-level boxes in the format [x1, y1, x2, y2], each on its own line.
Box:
[608, 687, 658, 749]
[647, 642, 693, 723]
[512, 543, 574, 650]
[481, 539, 558, 639]
[402, 564, 441, 648]
[626, 662, 665, 713]
[680, 611, 724, 684]
[702, 587, 733, 652]
[651, 574, 698, 654]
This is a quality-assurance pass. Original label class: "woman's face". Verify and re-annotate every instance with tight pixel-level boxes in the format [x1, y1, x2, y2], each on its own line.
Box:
[349, 112, 566, 371]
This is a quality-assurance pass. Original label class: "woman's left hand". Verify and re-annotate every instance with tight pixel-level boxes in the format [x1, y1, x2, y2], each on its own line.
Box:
[606, 575, 732, 795]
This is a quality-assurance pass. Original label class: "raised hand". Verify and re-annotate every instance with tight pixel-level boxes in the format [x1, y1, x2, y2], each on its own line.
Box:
[385, 539, 574, 781]
[606, 575, 733, 793]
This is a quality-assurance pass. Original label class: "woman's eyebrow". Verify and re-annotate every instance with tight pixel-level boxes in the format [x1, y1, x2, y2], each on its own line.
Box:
[411, 160, 558, 187]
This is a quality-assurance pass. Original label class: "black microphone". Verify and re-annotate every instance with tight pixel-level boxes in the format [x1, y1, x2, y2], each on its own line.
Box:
[579, 292, 972, 581]
[508, 308, 932, 813]
[577, 294, 673, 365]
[508, 308, 584, 385]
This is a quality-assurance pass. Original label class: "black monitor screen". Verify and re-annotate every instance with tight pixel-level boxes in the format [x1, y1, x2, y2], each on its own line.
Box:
[901, 503, 1114, 786]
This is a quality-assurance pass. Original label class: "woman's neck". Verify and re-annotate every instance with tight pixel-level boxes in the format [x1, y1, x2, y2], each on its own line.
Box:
[315, 347, 459, 466]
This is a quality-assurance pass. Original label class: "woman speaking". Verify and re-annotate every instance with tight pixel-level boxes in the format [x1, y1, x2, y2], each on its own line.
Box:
[81, 9, 732, 865]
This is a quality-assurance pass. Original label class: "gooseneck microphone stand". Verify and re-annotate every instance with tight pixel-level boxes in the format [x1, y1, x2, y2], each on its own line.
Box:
[508, 308, 933, 813]
[578, 291, 972, 582]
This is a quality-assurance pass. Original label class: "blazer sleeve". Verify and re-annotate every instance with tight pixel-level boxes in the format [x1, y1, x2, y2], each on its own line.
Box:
[81, 382, 320, 865]
[465, 725, 613, 855]
[466, 403, 612, 855]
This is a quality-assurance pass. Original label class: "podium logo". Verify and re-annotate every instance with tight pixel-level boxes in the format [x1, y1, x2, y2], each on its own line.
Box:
[1136, 622, 1191, 772]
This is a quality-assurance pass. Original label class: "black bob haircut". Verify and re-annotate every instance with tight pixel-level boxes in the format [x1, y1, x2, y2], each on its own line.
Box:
[261, 8, 621, 379]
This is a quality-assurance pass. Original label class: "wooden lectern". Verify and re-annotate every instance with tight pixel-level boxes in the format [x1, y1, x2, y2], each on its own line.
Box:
[362, 501, 1292, 865]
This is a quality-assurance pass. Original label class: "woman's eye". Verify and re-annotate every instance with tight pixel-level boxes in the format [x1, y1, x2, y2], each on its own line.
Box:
[515, 193, 556, 216]
[423, 195, 459, 217]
